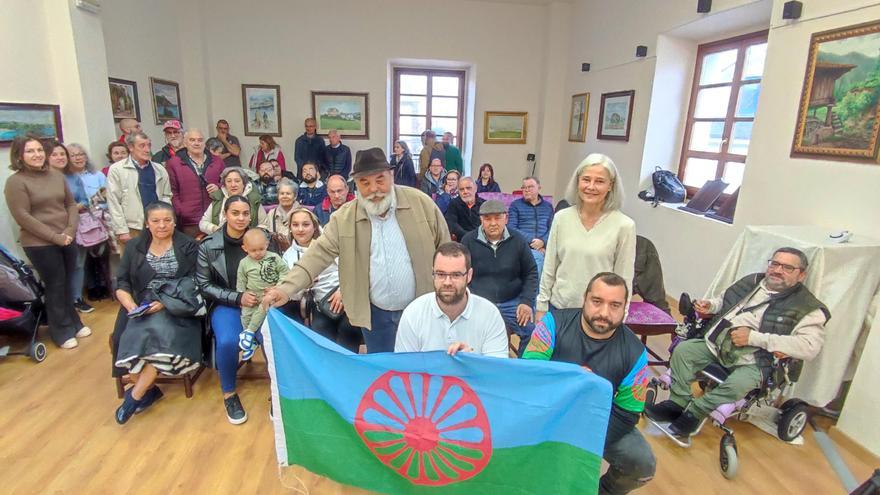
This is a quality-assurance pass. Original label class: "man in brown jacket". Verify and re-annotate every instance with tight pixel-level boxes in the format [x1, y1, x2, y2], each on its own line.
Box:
[263, 147, 450, 353]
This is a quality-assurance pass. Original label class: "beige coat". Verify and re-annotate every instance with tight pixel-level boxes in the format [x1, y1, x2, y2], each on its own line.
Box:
[106, 157, 172, 234]
[276, 186, 450, 329]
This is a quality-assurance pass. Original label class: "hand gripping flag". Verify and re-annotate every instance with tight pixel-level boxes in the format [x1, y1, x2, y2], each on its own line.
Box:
[264, 309, 612, 494]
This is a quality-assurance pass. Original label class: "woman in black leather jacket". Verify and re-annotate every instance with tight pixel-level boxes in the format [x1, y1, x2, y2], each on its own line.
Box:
[195, 195, 258, 425]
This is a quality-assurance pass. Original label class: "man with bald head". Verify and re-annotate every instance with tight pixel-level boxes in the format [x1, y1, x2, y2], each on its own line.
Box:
[316, 174, 354, 226]
[117, 118, 141, 142]
[444, 176, 484, 240]
[294, 117, 327, 180]
[165, 128, 224, 237]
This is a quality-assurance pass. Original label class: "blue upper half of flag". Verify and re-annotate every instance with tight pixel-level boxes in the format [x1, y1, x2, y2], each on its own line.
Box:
[265, 309, 612, 457]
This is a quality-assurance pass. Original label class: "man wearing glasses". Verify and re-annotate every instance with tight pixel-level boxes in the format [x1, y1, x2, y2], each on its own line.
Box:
[394, 242, 509, 358]
[647, 247, 829, 437]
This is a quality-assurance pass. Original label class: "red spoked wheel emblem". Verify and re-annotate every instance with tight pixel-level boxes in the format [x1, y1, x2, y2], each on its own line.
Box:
[354, 371, 492, 486]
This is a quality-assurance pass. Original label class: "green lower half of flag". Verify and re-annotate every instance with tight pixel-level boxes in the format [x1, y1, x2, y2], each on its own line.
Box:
[278, 398, 602, 495]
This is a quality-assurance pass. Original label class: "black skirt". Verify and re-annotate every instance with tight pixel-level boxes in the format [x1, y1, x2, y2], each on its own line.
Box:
[114, 309, 202, 376]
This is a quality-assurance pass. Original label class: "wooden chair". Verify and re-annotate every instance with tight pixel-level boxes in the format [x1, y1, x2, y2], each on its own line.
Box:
[110, 331, 206, 399]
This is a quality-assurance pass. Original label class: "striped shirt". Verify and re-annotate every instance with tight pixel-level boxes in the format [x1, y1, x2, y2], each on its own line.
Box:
[368, 194, 416, 311]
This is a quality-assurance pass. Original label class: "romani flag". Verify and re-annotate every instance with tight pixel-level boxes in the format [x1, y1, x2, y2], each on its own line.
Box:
[263, 309, 612, 494]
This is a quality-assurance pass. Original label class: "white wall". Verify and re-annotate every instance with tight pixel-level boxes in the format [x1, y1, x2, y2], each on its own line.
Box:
[197, 0, 557, 192]
[101, 0, 211, 149]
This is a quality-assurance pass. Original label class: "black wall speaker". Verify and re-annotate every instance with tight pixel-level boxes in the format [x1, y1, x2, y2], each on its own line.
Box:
[581, 63, 591, 72]
[782, 1, 803, 19]
[636, 45, 648, 57]
[697, 0, 712, 13]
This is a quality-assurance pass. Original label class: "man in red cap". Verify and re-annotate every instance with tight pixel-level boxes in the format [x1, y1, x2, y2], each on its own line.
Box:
[151, 119, 184, 164]
[263, 147, 451, 353]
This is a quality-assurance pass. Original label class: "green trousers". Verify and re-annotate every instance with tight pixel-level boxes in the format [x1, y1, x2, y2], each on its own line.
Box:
[669, 339, 763, 419]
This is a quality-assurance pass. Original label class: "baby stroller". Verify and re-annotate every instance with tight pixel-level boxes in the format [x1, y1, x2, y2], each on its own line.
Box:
[0, 244, 47, 362]
[644, 294, 811, 479]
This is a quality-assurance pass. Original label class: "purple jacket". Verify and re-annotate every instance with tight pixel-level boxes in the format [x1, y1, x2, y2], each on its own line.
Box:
[166, 153, 224, 226]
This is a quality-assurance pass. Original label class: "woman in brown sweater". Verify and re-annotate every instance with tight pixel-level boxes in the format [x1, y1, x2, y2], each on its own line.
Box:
[4, 135, 91, 349]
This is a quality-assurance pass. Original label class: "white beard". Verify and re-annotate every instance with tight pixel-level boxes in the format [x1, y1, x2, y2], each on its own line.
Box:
[359, 187, 395, 217]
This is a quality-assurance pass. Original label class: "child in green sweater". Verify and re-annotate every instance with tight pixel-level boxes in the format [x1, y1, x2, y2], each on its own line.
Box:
[237, 228, 288, 360]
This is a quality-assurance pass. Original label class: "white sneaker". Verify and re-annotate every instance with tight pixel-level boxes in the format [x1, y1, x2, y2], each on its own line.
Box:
[75, 326, 92, 338]
[60, 338, 78, 349]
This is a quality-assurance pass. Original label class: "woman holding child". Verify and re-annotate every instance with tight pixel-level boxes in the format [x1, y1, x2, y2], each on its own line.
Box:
[196, 195, 258, 425]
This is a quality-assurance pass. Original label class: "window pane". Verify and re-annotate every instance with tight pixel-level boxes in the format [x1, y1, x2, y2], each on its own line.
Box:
[689, 121, 726, 152]
[694, 86, 731, 118]
[432, 97, 459, 117]
[398, 135, 423, 158]
[742, 43, 767, 80]
[683, 158, 718, 188]
[728, 122, 753, 155]
[431, 117, 458, 136]
[400, 74, 427, 95]
[399, 95, 426, 115]
[398, 116, 426, 135]
[699, 49, 738, 85]
[722, 162, 745, 193]
[432, 76, 460, 96]
[735, 83, 760, 118]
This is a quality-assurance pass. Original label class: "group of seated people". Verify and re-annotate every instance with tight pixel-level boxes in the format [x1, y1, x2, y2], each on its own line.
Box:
[3, 115, 829, 494]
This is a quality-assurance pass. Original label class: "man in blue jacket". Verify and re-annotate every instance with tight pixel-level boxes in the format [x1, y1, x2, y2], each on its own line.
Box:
[508, 176, 554, 274]
[294, 118, 326, 180]
[461, 200, 537, 354]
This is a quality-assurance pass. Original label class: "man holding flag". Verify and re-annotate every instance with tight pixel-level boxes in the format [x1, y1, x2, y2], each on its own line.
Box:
[523, 271, 655, 495]
[262, 147, 450, 353]
[394, 242, 509, 358]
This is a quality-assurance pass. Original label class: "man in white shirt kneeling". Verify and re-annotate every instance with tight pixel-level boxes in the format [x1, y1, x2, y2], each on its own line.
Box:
[395, 242, 509, 358]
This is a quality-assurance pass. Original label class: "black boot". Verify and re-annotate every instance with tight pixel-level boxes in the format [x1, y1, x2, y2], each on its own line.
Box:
[646, 400, 684, 422]
[669, 410, 701, 437]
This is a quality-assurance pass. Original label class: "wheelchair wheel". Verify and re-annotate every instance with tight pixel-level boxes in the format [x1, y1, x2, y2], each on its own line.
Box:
[29, 342, 47, 363]
[719, 433, 738, 479]
[778, 402, 809, 442]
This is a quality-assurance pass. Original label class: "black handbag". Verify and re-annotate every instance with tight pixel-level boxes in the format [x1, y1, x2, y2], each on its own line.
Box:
[639, 166, 686, 207]
[314, 286, 343, 321]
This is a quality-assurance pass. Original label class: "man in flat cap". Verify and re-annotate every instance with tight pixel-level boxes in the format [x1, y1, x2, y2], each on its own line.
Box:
[263, 147, 450, 353]
[460, 200, 538, 355]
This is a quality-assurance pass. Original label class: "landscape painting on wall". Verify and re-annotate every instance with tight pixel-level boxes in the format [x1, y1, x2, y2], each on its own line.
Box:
[242, 84, 281, 137]
[0, 103, 62, 145]
[792, 20, 880, 162]
[569, 93, 590, 142]
[597, 90, 635, 141]
[150, 77, 182, 125]
[311, 91, 369, 139]
[484, 111, 528, 144]
[108, 78, 140, 122]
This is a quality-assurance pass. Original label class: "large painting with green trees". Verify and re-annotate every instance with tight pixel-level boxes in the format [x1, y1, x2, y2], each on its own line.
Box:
[792, 20, 880, 162]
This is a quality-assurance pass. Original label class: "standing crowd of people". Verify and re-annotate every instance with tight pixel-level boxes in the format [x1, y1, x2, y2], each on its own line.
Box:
[3, 111, 830, 495]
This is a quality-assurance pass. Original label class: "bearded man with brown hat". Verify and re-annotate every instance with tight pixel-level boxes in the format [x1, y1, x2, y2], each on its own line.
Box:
[263, 147, 450, 353]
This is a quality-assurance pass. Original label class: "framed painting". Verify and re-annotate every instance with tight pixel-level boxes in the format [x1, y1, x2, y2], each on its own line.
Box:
[597, 90, 635, 141]
[568, 92, 590, 142]
[149, 77, 182, 125]
[0, 102, 62, 146]
[484, 111, 528, 144]
[311, 91, 369, 139]
[242, 84, 282, 137]
[791, 20, 880, 162]
[108, 77, 140, 122]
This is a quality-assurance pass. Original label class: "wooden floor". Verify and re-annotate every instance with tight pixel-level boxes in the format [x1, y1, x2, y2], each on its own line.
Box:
[0, 299, 874, 494]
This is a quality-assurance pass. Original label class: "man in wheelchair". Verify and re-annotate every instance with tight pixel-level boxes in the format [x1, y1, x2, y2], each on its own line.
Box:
[646, 247, 829, 437]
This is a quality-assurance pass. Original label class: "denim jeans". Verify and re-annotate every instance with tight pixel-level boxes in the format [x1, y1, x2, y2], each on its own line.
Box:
[212, 305, 245, 393]
[600, 427, 656, 494]
[361, 304, 402, 353]
[70, 244, 87, 302]
[496, 297, 535, 356]
[531, 249, 544, 278]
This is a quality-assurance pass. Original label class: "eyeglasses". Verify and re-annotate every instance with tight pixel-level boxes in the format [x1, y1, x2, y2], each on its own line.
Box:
[432, 271, 467, 280]
[767, 260, 801, 274]
[70, 152, 86, 158]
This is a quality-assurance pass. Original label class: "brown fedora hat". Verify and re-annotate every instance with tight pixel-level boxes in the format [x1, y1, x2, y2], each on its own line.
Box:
[351, 147, 392, 178]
